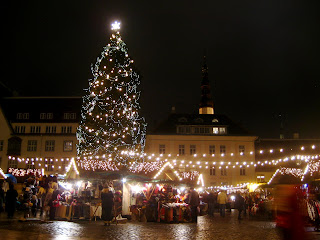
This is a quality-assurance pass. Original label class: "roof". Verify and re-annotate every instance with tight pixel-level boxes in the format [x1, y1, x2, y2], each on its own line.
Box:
[0, 97, 82, 123]
[150, 113, 252, 136]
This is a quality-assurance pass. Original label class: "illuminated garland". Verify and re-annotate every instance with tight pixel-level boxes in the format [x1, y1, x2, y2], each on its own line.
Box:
[8, 168, 43, 177]
[65, 158, 80, 176]
[181, 171, 199, 180]
[153, 162, 182, 181]
[76, 20, 147, 166]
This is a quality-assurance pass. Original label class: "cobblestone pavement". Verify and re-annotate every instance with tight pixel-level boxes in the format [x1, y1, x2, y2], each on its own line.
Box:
[0, 211, 319, 240]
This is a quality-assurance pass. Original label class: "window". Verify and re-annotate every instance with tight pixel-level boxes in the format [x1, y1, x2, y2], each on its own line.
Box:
[7, 137, 22, 156]
[46, 126, 56, 133]
[177, 126, 185, 134]
[209, 145, 215, 155]
[64, 113, 76, 119]
[212, 119, 219, 123]
[26, 159, 35, 169]
[159, 144, 165, 154]
[45, 158, 54, 171]
[220, 145, 226, 154]
[15, 126, 26, 133]
[45, 140, 55, 151]
[30, 126, 41, 133]
[219, 127, 226, 134]
[40, 113, 46, 119]
[47, 113, 53, 119]
[240, 167, 246, 176]
[16, 113, 29, 119]
[239, 145, 245, 155]
[190, 145, 196, 155]
[257, 175, 265, 183]
[221, 168, 227, 176]
[40, 113, 53, 119]
[210, 167, 216, 176]
[213, 127, 219, 134]
[27, 140, 37, 151]
[16, 113, 23, 119]
[61, 126, 72, 134]
[178, 145, 185, 155]
[0, 140, 3, 151]
[61, 159, 68, 170]
[8, 159, 17, 168]
[63, 141, 73, 152]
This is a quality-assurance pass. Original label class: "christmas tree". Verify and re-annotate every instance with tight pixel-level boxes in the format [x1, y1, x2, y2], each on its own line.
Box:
[77, 21, 147, 169]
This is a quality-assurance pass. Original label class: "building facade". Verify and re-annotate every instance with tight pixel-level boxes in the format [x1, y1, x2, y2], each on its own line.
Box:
[0, 97, 81, 174]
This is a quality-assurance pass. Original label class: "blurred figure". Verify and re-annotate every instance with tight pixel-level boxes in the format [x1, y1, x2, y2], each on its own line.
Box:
[207, 190, 215, 216]
[5, 184, 18, 218]
[275, 184, 305, 240]
[235, 192, 245, 220]
[0, 182, 4, 213]
[101, 187, 114, 226]
[217, 190, 228, 217]
[188, 187, 200, 223]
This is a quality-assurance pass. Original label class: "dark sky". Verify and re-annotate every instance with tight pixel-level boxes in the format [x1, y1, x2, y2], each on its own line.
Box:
[2, 1, 320, 138]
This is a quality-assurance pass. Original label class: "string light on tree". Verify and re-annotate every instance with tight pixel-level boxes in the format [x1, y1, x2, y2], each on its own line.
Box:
[77, 20, 147, 167]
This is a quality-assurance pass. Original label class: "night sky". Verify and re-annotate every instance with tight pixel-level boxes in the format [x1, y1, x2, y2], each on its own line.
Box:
[2, 1, 320, 138]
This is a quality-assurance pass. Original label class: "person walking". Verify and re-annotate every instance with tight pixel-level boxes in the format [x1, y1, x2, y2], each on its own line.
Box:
[207, 190, 215, 216]
[235, 192, 245, 220]
[5, 184, 18, 219]
[188, 187, 200, 223]
[217, 190, 228, 217]
[101, 187, 114, 226]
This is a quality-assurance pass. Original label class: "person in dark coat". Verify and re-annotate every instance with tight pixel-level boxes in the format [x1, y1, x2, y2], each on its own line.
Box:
[101, 187, 114, 226]
[235, 192, 245, 220]
[5, 184, 18, 218]
[188, 187, 200, 223]
[207, 191, 215, 216]
[0, 182, 5, 213]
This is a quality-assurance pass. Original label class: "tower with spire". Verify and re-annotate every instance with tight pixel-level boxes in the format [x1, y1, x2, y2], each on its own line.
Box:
[199, 56, 214, 115]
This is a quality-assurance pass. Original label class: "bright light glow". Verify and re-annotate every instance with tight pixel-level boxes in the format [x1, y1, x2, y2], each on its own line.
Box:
[111, 21, 121, 30]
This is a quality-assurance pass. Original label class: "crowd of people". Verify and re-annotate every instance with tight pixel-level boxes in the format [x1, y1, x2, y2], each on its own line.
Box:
[0, 175, 61, 220]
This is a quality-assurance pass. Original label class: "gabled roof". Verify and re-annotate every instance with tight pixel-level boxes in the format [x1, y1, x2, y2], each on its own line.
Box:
[0, 97, 82, 123]
[150, 113, 252, 136]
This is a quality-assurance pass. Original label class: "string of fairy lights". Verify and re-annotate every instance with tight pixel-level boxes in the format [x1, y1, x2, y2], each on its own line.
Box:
[76, 20, 147, 165]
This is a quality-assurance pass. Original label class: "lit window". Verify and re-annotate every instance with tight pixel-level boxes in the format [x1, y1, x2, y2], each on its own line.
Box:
[213, 127, 219, 134]
[219, 127, 226, 134]
[63, 141, 73, 152]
